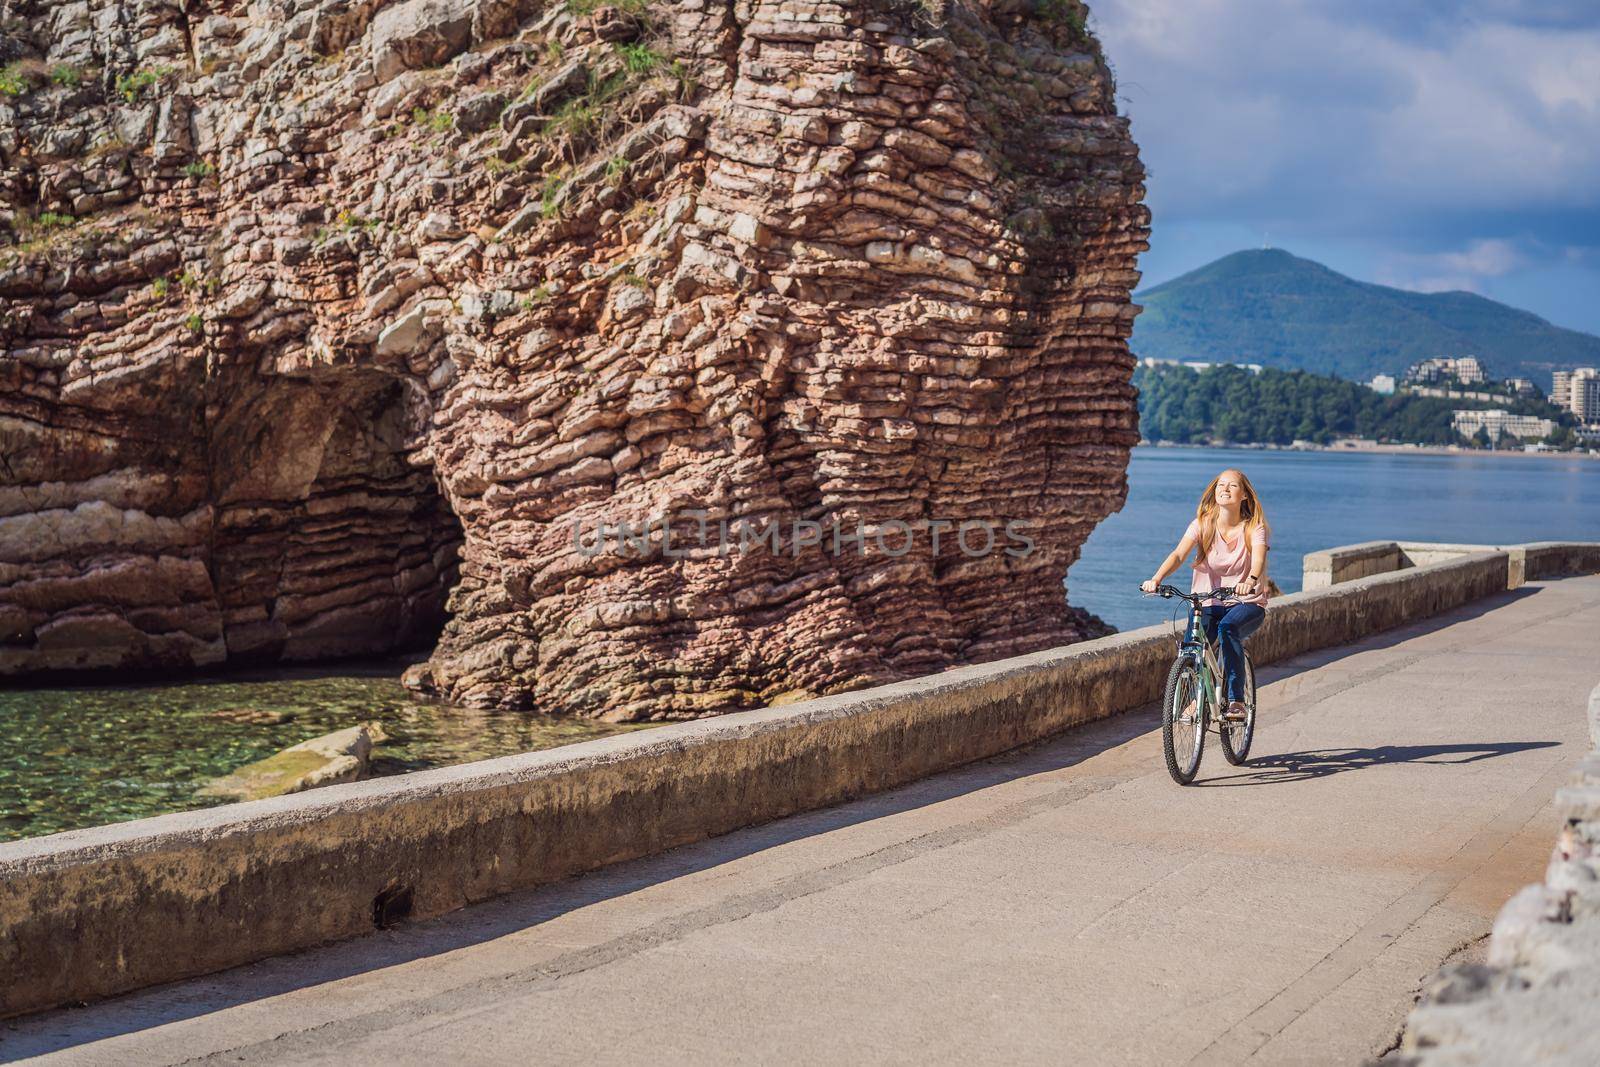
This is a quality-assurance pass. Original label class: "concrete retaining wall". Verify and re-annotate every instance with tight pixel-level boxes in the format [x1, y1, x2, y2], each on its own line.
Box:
[1391, 682, 1600, 1066]
[1303, 541, 1407, 589]
[0, 548, 1535, 1017]
[1304, 540, 1600, 591]
[1515, 541, 1600, 585]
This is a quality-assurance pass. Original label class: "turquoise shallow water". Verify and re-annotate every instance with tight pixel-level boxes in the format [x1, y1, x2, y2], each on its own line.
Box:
[0, 665, 650, 843]
[1069, 446, 1600, 631]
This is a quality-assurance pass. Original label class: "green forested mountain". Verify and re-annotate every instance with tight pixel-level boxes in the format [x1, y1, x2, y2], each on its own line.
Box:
[1131, 249, 1600, 388]
[1135, 363, 1577, 447]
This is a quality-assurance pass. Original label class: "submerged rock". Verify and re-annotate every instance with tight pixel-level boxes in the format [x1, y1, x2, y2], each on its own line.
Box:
[198, 723, 389, 802]
[207, 708, 297, 726]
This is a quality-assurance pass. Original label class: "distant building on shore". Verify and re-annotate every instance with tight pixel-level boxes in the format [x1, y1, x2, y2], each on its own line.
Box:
[1551, 368, 1600, 422]
[1406, 356, 1487, 386]
[1505, 377, 1540, 399]
[1452, 409, 1555, 442]
[1369, 374, 1396, 395]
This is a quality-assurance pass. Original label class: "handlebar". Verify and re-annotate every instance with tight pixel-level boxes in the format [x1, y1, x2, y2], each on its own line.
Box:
[1140, 584, 1238, 604]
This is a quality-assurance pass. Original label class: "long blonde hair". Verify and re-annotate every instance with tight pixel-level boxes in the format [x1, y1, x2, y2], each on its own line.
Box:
[1192, 468, 1267, 569]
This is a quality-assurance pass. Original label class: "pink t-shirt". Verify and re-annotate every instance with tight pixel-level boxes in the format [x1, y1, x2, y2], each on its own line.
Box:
[1184, 518, 1271, 607]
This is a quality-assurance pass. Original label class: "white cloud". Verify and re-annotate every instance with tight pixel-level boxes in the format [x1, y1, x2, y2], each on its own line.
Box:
[1372, 24, 1600, 207]
[1428, 238, 1524, 280]
[1090, 0, 1600, 229]
[1090, 0, 1600, 330]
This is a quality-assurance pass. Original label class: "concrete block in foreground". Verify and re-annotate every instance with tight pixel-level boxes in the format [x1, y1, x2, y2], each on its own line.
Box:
[1303, 539, 1600, 591]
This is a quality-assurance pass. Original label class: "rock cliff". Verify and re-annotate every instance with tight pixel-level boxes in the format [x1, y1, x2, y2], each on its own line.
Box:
[1, 0, 1147, 718]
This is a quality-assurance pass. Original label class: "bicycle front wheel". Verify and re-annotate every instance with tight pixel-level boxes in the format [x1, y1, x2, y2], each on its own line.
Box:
[1219, 652, 1256, 765]
[1162, 657, 1205, 785]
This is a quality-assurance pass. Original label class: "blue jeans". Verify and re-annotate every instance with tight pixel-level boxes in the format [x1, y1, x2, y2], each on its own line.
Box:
[1200, 604, 1265, 702]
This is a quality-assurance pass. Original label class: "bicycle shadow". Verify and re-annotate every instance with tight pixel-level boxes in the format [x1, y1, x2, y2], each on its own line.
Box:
[1192, 740, 1561, 787]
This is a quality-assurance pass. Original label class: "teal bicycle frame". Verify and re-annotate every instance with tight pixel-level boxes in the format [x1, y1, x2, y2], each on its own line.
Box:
[1167, 586, 1237, 730]
[1149, 583, 1254, 782]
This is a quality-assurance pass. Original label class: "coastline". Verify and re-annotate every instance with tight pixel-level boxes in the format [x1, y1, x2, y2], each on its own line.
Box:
[1137, 440, 1600, 461]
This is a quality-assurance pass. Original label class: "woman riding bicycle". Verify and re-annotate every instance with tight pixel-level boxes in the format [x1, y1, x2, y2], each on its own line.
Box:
[1140, 468, 1271, 724]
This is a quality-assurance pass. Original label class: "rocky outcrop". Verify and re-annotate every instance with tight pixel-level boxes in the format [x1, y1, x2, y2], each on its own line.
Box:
[1, 0, 1147, 718]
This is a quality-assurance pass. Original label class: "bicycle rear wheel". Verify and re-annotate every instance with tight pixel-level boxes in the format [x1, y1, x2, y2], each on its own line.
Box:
[1219, 652, 1256, 765]
[1162, 657, 1205, 785]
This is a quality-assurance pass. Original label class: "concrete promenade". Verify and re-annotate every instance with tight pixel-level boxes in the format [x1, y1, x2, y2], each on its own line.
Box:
[5, 576, 1599, 1066]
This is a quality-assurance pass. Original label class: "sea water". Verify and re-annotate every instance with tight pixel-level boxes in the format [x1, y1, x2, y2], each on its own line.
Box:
[0, 666, 650, 842]
[1069, 446, 1600, 632]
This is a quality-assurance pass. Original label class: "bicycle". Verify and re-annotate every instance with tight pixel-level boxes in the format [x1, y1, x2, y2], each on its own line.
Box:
[1142, 585, 1257, 785]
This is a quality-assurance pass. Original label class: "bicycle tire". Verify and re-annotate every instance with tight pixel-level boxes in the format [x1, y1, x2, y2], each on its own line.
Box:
[1219, 652, 1256, 765]
[1162, 657, 1205, 785]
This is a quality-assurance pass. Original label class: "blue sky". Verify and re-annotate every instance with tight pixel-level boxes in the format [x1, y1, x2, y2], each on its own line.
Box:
[1090, 0, 1600, 334]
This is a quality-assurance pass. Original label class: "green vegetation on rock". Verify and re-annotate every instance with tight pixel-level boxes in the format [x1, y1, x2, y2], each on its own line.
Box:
[0, 60, 40, 96]
[617, 42, 663, 75]
[566, 0, 648, 14]
[539, 177, 566, 219]
[410, 105, 455, 134]
[1034, 0, 1088, 34]
[115, 65, 178, 102]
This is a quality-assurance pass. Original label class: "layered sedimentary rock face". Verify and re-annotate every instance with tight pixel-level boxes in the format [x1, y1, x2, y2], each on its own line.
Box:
[1, 0, 1147, 718]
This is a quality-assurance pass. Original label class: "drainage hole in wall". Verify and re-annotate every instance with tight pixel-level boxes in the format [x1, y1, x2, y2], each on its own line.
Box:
[373, 883, 414, 928]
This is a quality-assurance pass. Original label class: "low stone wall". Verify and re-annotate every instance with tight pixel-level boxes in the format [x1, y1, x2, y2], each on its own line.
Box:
[1304, 540, 1600, 591]
[1515, 541, 1600, 585]
[1303, 541, 1407, 589]
[1389, 682, 1600, 1066]
[0, 549, 1521, 1017]
[1254, 551, 1507, 665]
